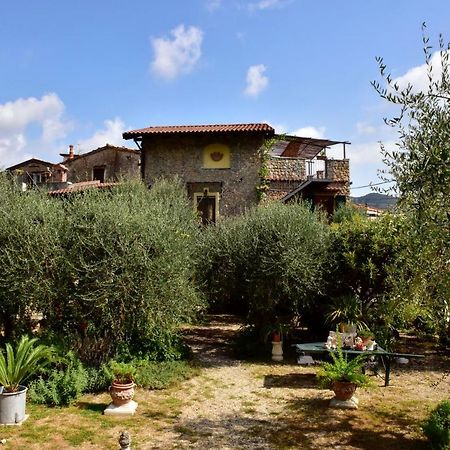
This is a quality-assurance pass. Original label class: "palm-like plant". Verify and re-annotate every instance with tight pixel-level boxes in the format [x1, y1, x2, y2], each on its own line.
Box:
[317, 344, 370, 388]
[0, 335, 53, 392]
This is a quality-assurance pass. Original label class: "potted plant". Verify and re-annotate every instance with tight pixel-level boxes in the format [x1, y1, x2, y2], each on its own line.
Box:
[317, 344, 370, 404]
[326, 294, 366, 335]
[263, 322, 289, 362]
[357, 328, 374, 347]
[109, 361, 137, 407]
[0, 335, 53, 424]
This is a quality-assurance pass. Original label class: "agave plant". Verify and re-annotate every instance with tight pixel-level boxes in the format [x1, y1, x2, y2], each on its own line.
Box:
[0, 335, 53, 392]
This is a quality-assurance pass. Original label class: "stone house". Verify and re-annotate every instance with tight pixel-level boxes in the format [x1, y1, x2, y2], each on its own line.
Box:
[123, 123, 350, 223]
[5, 158, 69, 191]
[60, 144, 140, 183]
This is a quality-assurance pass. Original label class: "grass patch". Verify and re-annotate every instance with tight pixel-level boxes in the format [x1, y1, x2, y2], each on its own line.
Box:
[135, 360, 199, 389]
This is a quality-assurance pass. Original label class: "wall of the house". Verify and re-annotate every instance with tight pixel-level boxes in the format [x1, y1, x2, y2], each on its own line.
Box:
[9, 161, 51, 187]
[65, 149, 140, 183]
[325, 159, 350, 195]
[141, 133, 265, 217]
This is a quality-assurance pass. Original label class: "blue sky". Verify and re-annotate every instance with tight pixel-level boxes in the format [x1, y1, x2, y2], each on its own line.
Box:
[1, 0, 449, 195]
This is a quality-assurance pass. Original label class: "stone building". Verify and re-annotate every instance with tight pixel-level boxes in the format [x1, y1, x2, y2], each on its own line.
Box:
[5, 158, 69, 191]
[60, 144, 140, 183]
[123, 123, 350, 223]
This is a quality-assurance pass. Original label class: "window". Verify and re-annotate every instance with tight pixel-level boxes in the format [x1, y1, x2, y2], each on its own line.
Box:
[93, 166, 106, 183]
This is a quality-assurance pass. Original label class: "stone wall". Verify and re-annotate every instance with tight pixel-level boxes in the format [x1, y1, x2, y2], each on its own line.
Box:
[66, 148, 140, 183]
[326, 159, 350, 195]
[141, 133, 265, 217]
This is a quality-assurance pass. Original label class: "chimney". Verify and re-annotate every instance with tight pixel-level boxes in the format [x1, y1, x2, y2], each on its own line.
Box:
[69, 145, 74, 160]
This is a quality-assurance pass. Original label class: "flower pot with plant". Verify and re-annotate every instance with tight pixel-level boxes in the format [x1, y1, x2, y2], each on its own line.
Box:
[317, 344, 370, 404]
[263, 322, 289, 362]
[0, 335, 52, 424]
[357, 328, 374, 347]
[109, 362, 137, 407]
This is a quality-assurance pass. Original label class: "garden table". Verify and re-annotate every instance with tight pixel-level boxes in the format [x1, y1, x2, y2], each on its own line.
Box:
[294, 342, 424, 387]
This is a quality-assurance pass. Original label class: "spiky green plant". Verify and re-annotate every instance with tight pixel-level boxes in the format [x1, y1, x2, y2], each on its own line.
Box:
[316, 344, 371, 389]
[0, 335, 53, 392]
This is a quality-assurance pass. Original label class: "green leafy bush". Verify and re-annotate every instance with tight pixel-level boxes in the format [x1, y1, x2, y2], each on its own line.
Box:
[422, 400, 450, 450]
[49, 179, 204, 362]
[84, 364, 113, 393]
[0, 174, 62, 339]
[28, 354, 88, 406]
[197, 201, 329, 331]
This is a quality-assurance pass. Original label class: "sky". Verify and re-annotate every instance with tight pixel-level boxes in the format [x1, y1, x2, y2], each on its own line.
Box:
[1, 0, 450, 195]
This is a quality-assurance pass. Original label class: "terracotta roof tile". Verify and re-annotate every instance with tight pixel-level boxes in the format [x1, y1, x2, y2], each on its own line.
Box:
[123, 123, 274, 139]
[48, 181, 119, 196]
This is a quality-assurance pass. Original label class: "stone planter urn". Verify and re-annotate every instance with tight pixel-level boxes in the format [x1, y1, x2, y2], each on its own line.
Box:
[109, 381, 135, 407]
[332, 381, 357, 401]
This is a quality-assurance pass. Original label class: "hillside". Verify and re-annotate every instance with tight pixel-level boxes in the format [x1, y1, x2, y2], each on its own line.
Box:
[350, 193, 397, 210]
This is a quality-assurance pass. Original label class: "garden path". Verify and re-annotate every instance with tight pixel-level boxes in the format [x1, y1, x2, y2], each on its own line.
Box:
[141, 315, 445, 449]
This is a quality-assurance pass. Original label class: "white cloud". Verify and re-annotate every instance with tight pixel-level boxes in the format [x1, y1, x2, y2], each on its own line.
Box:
[349, 140, 397, 166]
[290, 126, 325, 139]
[356, 122, 376, 135]
[244, 64, 269, 97]
[0, 93, 70, 168]
[247, 0, 292, 11]
[393, 50, 449, 93]
[206, 0, 221, 11]
[151, 25, 203, 81]
[77, 118, 128, 153]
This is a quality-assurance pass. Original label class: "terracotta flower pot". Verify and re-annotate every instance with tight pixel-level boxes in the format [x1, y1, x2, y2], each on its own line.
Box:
[332, 381, 357, 401]
[109, 381, 135, 407]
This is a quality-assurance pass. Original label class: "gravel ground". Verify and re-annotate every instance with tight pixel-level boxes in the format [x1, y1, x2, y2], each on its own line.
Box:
[141, 316, 450, 450]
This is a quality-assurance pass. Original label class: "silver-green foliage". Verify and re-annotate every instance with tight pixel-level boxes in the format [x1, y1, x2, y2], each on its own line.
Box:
[0, 335, 52, 392]
[48, 178, 204, 361]
[197, 201, 329, 324]
[372, 26, 450, 340]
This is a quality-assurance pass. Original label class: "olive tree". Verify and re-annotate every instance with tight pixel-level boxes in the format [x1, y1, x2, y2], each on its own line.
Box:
[372, 25, 450, 341]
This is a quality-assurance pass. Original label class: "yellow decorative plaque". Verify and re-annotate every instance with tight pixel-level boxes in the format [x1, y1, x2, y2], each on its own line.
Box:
[203, 144, 231, 169]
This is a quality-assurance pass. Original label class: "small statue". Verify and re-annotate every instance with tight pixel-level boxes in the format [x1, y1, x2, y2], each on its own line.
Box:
[119, 431, 131, 450]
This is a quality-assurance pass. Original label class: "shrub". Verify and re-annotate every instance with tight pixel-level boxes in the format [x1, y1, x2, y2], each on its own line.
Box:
[0, 174, 62, 339]
[422, 400, 450, 450]
[84, 364, 113, 393]
[28, 354, 87, 406]
[43, 179, 204, 362]
[197, 201, 329, 331]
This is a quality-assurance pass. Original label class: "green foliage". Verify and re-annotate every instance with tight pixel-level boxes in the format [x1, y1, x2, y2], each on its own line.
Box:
[372, 26, 450, 341]
[316, 345, 371, 389]
[0, 174, 62, 340]
[84, 364, 113, 393]
[109, 361, 136, 384]
[422, 400, 450, 450]
[255, 138, 276, 201]
[332, 203, 365, 224]
[0, 335, 53, 392]
[49, 178, 204, 362]
[197, 201, 329, 330]
[0, 177, 204, 363]
[28, 354, 88, 406]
